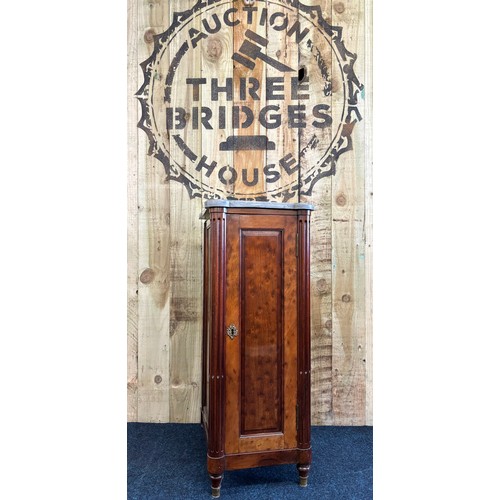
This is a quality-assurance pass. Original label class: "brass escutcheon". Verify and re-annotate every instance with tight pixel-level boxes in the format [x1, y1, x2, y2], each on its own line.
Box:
[226, 324, 238, 340]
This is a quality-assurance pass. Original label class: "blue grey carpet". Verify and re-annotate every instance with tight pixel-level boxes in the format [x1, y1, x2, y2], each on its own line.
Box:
[128, 423, 372, 499]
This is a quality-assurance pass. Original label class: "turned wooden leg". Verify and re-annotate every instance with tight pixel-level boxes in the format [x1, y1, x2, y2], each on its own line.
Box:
[297, 463, 310, 487]
[210, 473, 223, 498]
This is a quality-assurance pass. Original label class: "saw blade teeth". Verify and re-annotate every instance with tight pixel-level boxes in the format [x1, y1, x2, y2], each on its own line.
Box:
[134, 0, 364, 200]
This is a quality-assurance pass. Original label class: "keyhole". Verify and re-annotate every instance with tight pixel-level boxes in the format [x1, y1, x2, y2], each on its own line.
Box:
[298, 67, 307, 82]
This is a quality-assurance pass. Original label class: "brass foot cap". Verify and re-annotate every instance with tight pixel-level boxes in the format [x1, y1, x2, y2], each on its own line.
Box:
[211, 487, 221, 498]
[299, 478, 308, 487]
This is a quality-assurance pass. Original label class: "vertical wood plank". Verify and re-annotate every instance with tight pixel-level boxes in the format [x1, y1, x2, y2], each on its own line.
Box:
[233, 3, 267, 196]
[265, 0, 299, 203]
[127, 0, 139, 422]
[129, 0, 371, 425]
[300, 0, 334, 425]
[200, 2, 233, 199]
[167, 0, 204, 423]
[136, 0, 171, 422]
[331, 0, 367, 425]
[364, 0, 373, 426]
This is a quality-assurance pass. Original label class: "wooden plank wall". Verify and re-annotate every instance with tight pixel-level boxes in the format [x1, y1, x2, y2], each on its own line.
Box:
[128, 0, 372, 425]
[127, 0, 138, 422]
[330, 0, 369, 425]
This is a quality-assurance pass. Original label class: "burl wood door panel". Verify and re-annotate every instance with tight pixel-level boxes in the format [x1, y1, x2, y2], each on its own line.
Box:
[225, 214, 298, 454]
[240, 229, 283, 435]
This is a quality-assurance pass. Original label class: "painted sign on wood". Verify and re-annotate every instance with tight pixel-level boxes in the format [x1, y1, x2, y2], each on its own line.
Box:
[128, 0, 371, 426]
[136, 0, 363, 201]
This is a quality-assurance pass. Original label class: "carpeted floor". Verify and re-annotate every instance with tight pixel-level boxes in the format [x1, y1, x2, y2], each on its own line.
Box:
[128, 423, 372, 499]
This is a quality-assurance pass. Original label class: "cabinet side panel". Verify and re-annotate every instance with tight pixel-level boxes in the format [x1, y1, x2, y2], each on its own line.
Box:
[240, 230, 284, 435]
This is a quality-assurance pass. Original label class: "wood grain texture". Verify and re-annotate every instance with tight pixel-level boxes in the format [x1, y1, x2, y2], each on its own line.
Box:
[127, 0, 139, 422]
[297, 210, 312, 452]
[136, 0, 171, 422]
[167, 0, 204, 423]
[201, 2, 234, 198]
[220, 211, 298, 459]
[128, 0, 372, 426]
[331, 0, 367, 425]
[224, 214, 241, 454]
[206, 208, 227, 462]
[299, 0, 334, 426]
[233, 3, 267, 195]
[225, 448, 299, 470]
[363, 0, 373, 426]
[240, 229, 283, 435]
[265, 0, 300, 202]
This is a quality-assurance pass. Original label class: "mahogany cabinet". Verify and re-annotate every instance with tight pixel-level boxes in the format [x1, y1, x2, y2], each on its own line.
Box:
[201, 200, 314, 497]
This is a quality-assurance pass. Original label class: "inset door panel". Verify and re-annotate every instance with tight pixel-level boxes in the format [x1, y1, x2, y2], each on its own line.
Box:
[240, 229, 284, 435]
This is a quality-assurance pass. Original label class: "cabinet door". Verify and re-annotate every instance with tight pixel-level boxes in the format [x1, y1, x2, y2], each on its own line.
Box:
[225, 214, 298, 454]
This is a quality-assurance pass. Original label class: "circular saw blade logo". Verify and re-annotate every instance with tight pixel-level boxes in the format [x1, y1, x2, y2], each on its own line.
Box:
[136, 0, 363, 200]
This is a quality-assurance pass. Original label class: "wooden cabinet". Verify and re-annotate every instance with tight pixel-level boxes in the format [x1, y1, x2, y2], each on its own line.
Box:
[201, 200, 314, 497]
